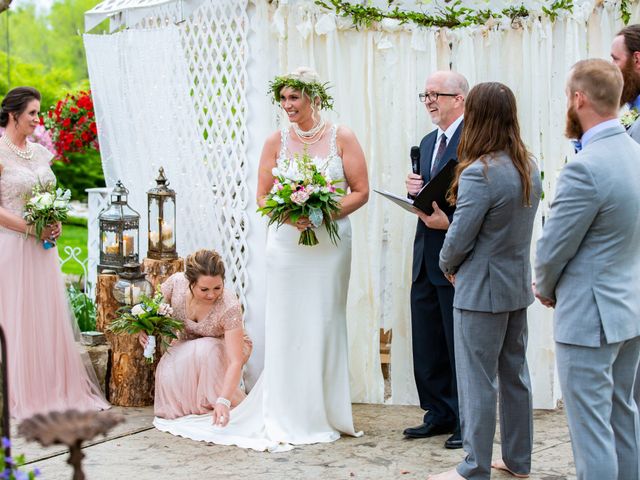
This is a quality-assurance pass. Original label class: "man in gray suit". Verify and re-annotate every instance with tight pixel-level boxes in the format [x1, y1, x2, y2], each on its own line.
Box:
[611, 24, 640, 407]
[611, 24, 640, 143]
[535, 59, 640, 480]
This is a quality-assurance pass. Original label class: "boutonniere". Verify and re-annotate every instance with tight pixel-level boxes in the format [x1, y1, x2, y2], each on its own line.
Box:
[621, 107, 639, 129]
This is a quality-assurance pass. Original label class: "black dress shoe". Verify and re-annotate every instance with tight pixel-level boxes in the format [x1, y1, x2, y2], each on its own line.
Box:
[403, 422, 454, 438]
[444, 429, 462, 449]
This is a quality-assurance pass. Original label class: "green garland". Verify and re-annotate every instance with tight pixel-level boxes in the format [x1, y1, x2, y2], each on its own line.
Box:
[313, 0, 633, 30]
[269, 76, 335, 110]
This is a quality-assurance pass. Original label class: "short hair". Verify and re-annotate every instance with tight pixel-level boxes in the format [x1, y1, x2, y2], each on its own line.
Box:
[184, 249, 226, 287]
[567, 59, 622, 116]
[617, 24, 640, 54]
[0, 86, 41, 128]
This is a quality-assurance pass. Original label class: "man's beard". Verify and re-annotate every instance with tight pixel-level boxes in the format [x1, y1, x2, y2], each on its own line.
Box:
[620, 57, 640, 106]
[565, 103, 583, 140]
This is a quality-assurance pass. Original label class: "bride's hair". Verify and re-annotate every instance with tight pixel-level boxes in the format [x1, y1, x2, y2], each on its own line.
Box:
[185, 249, 226, 288]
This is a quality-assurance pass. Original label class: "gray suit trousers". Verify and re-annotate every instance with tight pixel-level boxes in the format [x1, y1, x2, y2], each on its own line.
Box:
[454, 308, 533, 480]
[556, 337, 640, 480]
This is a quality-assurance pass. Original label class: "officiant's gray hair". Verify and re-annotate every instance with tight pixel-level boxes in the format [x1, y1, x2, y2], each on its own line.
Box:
[440, 71, 470, 97]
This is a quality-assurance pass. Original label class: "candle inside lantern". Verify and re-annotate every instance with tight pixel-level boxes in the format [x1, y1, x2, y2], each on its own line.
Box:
[105, 243, 119, 255]
[149, 231, 159, 248]
[123, 235, 134, 256]
[126, 285, 142, 305]
[161, 221, 174, 248]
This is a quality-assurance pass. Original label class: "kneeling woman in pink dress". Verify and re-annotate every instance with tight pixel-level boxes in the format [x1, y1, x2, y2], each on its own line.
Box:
[142, 249, 252, 424]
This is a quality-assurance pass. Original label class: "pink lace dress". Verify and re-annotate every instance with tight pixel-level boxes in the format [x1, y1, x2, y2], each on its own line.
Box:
[0, 140, 109, 420]
[154, 272, 252, 419]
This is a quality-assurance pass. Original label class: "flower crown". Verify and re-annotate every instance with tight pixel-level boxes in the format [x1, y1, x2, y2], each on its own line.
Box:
[268, 72, 334, 111]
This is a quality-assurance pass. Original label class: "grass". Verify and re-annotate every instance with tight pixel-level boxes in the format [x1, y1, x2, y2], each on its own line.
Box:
[57, 216, 88, 276]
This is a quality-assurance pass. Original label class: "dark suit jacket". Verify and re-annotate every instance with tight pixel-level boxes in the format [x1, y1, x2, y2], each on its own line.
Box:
[412, 122, 463, 286]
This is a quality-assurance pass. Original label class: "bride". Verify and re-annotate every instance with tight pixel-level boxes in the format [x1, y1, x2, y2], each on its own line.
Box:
[154, 67, 369, 451]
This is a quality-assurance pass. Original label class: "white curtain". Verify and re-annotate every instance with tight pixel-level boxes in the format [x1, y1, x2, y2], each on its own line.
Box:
[266, 0, 640, 407]
[85, 27, 218, 262]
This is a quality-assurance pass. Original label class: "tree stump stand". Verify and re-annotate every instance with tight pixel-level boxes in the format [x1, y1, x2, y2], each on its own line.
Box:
[142, 257, 184, 291]
[96, 273, 155, 406]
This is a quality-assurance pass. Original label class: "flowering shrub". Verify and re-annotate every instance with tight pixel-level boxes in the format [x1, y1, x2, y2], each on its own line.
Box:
[44, 90, 98, 162]
[0, 438, 40, 479]
[0, 125, 56, 160]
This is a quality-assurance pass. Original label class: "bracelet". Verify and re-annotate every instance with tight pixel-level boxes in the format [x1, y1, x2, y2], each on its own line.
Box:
[216, 397, 231, 408]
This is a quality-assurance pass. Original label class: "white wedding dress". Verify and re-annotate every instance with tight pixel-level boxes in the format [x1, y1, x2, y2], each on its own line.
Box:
[154, 125, 362, 451]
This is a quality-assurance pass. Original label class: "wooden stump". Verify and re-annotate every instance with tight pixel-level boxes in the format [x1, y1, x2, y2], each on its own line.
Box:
[142, 257, 184, 291]
[96, 273, 155, 406]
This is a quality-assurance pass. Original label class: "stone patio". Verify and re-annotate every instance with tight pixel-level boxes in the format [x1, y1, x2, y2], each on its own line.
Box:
[13, 404, 576, 479]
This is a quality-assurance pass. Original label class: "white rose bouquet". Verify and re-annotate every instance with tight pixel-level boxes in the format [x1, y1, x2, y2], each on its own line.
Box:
[258, 150, 345, 246]
[23, 183, 71, 249]
[108, 287, 184, 363]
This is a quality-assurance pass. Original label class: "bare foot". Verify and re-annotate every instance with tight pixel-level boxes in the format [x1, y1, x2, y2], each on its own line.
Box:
[427, 469, 465, 480]
[491, 459, 529, 478]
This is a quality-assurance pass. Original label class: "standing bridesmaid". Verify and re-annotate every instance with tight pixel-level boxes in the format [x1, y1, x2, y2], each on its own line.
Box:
[0, 86, 109, 419]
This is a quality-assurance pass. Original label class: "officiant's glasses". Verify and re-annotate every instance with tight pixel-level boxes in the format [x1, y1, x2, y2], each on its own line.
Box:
[419, 91, 459, 103]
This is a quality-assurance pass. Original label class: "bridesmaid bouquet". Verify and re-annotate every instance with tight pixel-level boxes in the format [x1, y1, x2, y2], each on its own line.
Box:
[258, 151, 345, 246]
[108, 288, 184, 363]
[23, 183, 71, 249]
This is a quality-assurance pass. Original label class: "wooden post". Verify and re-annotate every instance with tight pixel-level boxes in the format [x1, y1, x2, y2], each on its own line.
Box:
[96, 273, 155, 406]
[142, 257, 184, 291]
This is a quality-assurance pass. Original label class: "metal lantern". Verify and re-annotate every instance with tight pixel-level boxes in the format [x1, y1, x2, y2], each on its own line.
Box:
[147, 167, 177, 260]
[112, 263, 153, 306]
[98, 180, 140, 273]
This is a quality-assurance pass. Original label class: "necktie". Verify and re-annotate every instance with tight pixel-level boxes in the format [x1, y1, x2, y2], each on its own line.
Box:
[571, 139, 582, 154]
[431, 133, 447, 177]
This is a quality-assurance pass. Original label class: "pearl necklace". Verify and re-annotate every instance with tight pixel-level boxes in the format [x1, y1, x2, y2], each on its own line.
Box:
[293, 122, 327, 145]
[2, 135, 33, 160]
[293, 118, 325, 139]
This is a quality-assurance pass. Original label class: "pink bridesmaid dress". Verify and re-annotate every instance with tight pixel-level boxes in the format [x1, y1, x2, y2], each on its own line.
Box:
[0, 139, 109, 420]
[154, 272, 252, 419]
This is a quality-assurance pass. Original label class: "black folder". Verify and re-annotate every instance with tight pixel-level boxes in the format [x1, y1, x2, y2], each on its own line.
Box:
[374, 159, 457, 215]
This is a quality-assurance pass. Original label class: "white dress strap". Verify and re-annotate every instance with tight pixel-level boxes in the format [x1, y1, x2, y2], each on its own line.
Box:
[278, 128, 289, 162]
[329, 124, 339, 158]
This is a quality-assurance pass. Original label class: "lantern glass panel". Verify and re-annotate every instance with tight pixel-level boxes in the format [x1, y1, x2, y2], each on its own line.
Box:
[148, 197, 160, 249]
[161, 198, 175, 249]
[112, 268, 153, 306]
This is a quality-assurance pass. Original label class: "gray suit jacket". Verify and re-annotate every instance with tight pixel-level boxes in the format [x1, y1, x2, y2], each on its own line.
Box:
[439, 152, 541, 313]
[628, 117, 640, 143]
[535, 125, 640, 347]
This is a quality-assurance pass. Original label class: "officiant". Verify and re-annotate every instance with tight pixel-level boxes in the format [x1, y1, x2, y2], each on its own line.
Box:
[403, 70, 468, 450]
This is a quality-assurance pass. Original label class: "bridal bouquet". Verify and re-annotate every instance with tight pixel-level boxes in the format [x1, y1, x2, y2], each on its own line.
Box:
[258, 151, 345, 246]
[108, 288, 184, 363]
[23, 183, 71, 249]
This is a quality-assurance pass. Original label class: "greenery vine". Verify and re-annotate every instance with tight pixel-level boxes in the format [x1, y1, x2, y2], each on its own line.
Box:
[313, 0, 633, 30]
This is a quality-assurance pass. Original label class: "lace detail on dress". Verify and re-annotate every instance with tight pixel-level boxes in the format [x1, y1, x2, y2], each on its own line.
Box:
[160, 273, 252, 350]
[277, 124, 346, 190]
[0, 142, 55, 236]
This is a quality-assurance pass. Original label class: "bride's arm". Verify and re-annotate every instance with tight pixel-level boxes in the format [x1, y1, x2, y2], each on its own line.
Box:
[256, 131, 281, 209]
[334, 126, 369, 219]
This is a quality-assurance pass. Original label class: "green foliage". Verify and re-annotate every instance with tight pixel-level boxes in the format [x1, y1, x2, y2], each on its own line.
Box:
[67, 282, 96, 331]
[269, 75, 334, 110]
[0, 0, 105, 114]
[51, 150, 105, 201]
[314, 0, 628, 30]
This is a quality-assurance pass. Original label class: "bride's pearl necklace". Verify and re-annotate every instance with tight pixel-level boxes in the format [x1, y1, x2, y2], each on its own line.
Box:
[293, 118, 325, 139]
[293, 122, 327, 145]
[2, 135, 33, 160]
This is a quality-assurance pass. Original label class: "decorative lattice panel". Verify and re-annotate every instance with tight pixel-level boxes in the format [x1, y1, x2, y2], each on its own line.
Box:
[180, 0, 250, 305]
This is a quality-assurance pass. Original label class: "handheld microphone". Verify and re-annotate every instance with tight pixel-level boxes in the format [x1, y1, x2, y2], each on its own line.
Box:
[410, 146, 420, 175]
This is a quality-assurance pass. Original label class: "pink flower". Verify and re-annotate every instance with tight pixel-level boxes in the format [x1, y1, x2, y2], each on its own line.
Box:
[291, 190, 310, 205]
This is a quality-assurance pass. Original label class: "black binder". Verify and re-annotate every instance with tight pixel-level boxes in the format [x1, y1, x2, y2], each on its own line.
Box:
[374, 159, 457, 215]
